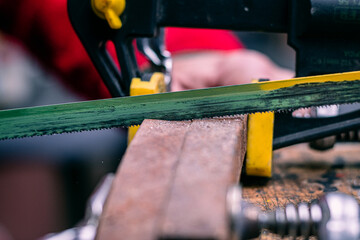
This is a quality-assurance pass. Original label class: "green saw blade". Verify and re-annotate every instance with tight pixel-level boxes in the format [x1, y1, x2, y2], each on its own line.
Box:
[1, 71, 360, 140]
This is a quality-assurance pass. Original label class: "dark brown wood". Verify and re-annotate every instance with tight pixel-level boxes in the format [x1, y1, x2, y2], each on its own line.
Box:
[96, 116, 247, 240]
[242, 143, 360, 240]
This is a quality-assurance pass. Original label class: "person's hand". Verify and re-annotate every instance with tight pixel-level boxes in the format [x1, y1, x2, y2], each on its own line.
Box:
[171, 49, 294, 91]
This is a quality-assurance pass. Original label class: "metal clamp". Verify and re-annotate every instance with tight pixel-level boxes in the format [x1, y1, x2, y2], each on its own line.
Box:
[227, 185, 360, 240]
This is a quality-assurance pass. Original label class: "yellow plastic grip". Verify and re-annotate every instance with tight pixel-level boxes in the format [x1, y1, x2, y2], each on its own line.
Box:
[129, 73, 166, 96]
[246, 79, 275, 178]
[128, 73, 166, 144]
[246, 112, 274, 177]
[91, 0, 126, 29]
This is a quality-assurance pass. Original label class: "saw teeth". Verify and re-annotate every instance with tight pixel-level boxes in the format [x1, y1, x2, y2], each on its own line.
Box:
[0, 76, 359, 141]
[2, 102, 360, 141]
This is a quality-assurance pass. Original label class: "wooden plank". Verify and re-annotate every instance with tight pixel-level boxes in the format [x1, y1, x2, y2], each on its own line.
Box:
[159, 117, 247, 240]
[96, 120, 190, 240]
[242, 143, 360, 240]
[96, 116, 247, 240]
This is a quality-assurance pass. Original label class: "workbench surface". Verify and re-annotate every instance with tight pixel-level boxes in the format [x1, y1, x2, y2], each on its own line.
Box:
[242, 143, 360, 239]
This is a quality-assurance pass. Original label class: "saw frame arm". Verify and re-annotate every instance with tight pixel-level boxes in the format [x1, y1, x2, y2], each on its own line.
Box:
[273, 109, 360, 150]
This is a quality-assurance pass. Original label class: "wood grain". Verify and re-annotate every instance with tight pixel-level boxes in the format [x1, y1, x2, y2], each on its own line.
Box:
[159, 117, 247, 240]
[96, 120, 190, 240]
[96, 116, 247, 240]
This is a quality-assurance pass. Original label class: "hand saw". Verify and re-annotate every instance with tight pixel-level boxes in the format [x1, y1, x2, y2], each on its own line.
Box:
[4, 0, 360, 147]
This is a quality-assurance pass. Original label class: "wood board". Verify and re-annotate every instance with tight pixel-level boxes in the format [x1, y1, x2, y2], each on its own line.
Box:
[97, 116, 247, 240]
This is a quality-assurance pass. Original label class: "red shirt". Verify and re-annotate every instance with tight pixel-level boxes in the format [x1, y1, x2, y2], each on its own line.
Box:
[0, 0, 242, 99]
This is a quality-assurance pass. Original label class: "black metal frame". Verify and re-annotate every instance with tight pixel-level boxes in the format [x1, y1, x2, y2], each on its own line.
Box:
[273, 110, 360, 149]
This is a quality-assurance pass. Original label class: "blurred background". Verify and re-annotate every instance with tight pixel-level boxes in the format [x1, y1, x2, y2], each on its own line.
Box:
[236, 32, 295, 71]
[0, 32, 295, 240]
[0, 34, 127, 240]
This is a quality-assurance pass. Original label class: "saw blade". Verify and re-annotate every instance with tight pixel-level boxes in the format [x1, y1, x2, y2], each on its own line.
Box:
[1, 71, 360, 140]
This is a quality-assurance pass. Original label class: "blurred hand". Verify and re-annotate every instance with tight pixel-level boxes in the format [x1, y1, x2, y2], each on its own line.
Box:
[171, 49, 294, 91]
